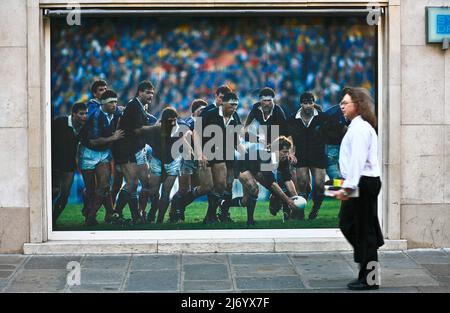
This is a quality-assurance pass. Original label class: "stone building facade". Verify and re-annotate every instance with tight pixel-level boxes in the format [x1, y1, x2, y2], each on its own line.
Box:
[0, 0, 449, 253]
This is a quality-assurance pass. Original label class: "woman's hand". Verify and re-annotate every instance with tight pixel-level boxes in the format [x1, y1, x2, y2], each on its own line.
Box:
[335, 189, 350, 201]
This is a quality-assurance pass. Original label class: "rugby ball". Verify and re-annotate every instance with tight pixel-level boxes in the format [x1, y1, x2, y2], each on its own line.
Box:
[291, 196, 307, 210]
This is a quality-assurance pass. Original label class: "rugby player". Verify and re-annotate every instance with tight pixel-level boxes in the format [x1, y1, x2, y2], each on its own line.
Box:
[200, 85, 237, 222]
[244, 87, 288, 145]
[111, 81, 154, 224]
[51, 102, 88, 225]
[141, 107, 187, 223]
[136, 93, 159, 220]
[169, 99, 213, 223]
[87, 80, 108, 117]
[80, 80, 108, 216]
[287, 92, 328, 220]
[241, 87, 294, 220]
[78, 90, 124, 226]
[196, 92, 246, 224]
[219, 136, 298, 226]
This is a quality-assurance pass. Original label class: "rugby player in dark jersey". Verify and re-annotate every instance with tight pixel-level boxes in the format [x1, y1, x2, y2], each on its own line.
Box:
[202, 85, 232, 114]
[78, 90, 124, 226]
[244, 87, 288, 144]
[240, 87, 296, 220]
[51, 102, 87, 226]
[111, 101, 126, 206]
[136, 95, 159, 221]
[219, 136, 298, 226]
[110, 99, 158, 212]
[169, 99, 213, 223]
[286, 92, 328, 220]
[195, 92, 246, 224]
[111, 81, 154, 224]
[201, 86, 244, 223]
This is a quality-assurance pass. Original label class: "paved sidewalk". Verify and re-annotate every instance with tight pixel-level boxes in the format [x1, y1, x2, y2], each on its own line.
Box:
[0, 249, 449, 293]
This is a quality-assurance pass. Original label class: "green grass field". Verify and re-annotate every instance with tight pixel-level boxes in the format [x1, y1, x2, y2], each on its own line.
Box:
[54, 199, 340, 231]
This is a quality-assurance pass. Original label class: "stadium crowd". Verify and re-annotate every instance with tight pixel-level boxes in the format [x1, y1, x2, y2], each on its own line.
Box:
[51, 16, 376, 119]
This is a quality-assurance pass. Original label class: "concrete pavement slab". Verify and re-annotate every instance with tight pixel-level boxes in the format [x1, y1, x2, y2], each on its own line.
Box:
[1, 250, 449, 293]
[0, 255, 26, 265]
[5, 269, 67, 293]
[182, 280, 233, 292]
[229, 254, 291, 266]
[380, 274, 439, 287]
[0, 271, 14, 279]
[0, 265, 16, 270]
[183, 264, 229, 281]
[292, 262, 355, 277]
[421, 264, 450, 276]
[289, 253, 349, 268]
[24, 255, 83, 270]
[416, 286, 450, 293]
[240, 289, 309, 293]
[299, 270, 355, 281]
[0, 280, 8, 291]
[130, 255, 179, 271]
[379, 267, 440, 287]
[339, 253, 360, 271]
[406, 250, 450, 264]
[341, 251, 425, 270]
[290, 255, 355, 278]
[434, 275, 450, 286]
[232, 265, 298, 277]
[381, 267, 433, 277]
[81, 255, 130, 270]
[306, 278, 357, 288]
[68, 284, 122, 293]
[298, 287, 420, 293]
[379, 251, 423, 265]
[182, 254, 228, 265]
[290, 252, 345, 261]
[79, 269, 126, 285]
[366, 287, 420, 293]
[235, 276, 305, 291]
[125, 270, 179, 292]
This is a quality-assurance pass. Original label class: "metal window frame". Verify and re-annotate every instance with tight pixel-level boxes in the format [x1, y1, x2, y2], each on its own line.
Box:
[44, 7, 384, 241]
[44, 8, 384, 17]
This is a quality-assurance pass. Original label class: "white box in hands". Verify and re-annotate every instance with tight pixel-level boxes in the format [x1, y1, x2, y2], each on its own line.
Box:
[324, 185, 359, 198]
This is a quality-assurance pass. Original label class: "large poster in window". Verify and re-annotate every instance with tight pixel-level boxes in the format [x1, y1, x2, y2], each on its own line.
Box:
[50, 15, 377, 231]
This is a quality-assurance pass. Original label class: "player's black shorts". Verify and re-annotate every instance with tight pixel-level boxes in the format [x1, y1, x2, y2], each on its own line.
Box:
[112, 141, 146, 165]
[52, 155, 77, 172]
[113, 147, 136, 164]
[239, 159, 260, 175]
[206, 159, 228, 166]
[293, 159, 327, 169]
[240, 160, 277, 190]
[51, 169, 74, 189]
[53, 162, 76, 173]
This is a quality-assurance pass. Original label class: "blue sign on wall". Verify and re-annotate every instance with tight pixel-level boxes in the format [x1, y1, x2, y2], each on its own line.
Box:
[427, 7, 450, 43]
[437, 15, 450, 34]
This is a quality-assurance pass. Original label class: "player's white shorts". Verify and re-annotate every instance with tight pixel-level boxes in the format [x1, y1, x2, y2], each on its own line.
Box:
[135, 147, 148, 166]
[149, 155, 181, 176]
[79, 145, 112, 170]
[145, 144, 153, 162]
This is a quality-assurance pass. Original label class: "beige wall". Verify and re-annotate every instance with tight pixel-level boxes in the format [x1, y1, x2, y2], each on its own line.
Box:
[400, 0, 450, 248]
[0, 0, 30, 253]
[0, 0, 449, 253]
